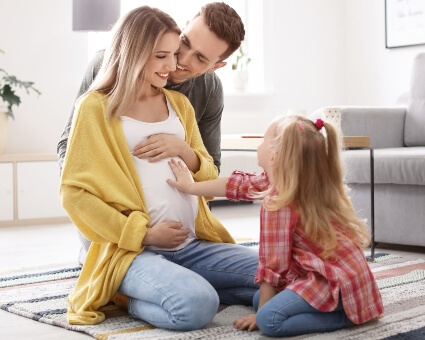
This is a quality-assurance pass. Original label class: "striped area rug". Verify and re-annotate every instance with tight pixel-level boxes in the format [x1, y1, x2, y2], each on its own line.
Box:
[1, 252, 425, 339]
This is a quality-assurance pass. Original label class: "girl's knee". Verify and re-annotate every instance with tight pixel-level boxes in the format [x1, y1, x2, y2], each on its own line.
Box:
[256, 306, 281, 337]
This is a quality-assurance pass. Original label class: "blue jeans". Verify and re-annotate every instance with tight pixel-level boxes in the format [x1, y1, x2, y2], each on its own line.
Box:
[253, 289, 354, 337]
[118, 240, 259, 331]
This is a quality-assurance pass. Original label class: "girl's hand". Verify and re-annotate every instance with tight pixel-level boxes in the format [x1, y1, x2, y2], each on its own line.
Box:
[233, 313, 258, 332]
[166, 159, 194, 194]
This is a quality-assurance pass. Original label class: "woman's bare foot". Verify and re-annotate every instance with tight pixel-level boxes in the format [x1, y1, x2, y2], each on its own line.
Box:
[113, 292, 129, 311]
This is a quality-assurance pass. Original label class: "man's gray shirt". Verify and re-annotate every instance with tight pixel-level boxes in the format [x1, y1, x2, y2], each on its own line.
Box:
[57, 49, 223, 172]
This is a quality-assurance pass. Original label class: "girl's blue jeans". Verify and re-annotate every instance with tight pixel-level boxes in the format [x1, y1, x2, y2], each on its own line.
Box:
[118, 240, 258, 331]
[253, 289, 354, 337]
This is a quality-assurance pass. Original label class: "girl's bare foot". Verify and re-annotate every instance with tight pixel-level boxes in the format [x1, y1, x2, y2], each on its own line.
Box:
[369, 314, 384, 323]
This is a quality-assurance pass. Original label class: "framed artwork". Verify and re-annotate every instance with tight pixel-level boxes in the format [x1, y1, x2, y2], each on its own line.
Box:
[385, 0, 425, 48]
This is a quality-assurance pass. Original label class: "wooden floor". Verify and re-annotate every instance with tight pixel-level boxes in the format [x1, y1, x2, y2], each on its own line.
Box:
[1, 202, 424, 339]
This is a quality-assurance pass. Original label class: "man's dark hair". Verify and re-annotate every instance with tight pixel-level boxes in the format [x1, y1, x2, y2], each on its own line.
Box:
[195, 2, 245, 61]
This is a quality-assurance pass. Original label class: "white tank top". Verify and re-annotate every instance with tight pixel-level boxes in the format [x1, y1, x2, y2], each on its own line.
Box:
[120, 98, 198, 251]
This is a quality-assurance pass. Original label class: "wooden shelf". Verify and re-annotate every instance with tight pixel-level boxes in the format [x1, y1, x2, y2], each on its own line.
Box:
[343, 136, 370, 148]
[0, 153, 69, 227]
[221, 136, 263, 151]
[0, 153, 58, 162]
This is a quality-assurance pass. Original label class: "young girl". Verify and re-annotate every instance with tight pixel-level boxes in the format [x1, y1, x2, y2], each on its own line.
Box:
[167, 115, 384, 337]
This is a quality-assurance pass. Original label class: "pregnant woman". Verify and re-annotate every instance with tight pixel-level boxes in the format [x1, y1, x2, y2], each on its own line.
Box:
[60, 5, 258, 331]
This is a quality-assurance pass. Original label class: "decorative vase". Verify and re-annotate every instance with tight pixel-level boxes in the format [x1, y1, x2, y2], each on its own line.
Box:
[321, 107, 342, 131]
[0, 111, 9, 154]
[233, 70, 249, 91]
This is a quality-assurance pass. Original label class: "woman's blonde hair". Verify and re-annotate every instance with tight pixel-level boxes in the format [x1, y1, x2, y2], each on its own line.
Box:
[263, 115, 370, 259]
[87, 6, 181, 120]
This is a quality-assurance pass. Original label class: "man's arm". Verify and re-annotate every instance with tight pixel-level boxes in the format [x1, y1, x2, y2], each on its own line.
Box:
[174, 73, 224, 172]
[196, 75, 223, 172]
[57, 50, 105, 171]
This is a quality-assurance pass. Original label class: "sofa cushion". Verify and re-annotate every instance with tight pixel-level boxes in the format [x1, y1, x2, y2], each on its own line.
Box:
[405, 53, 425, 146]
[343, 147, 425, 185]
[340, 107, 405, 148]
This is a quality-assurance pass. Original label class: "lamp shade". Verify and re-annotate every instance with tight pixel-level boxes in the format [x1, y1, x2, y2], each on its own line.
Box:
[73, 0, 120, 31]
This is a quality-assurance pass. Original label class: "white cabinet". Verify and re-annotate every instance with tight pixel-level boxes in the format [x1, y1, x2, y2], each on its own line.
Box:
[0, 154, 70, 226]
[220, 151, 262, 177]
[17, 161, 66, 219]
[0, 163, 14, 221]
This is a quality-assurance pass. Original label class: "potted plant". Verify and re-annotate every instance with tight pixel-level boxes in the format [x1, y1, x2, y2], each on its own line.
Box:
[231, 46, 251, 71]
[1, 49, 41, 119]
[0, 49, 41, 153]
[231, 46, 251, 91]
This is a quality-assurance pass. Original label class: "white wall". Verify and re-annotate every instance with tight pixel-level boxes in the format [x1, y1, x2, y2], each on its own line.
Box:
[0, 0, 87, 154]
[345, 0, 425, 106]
[222, 0, 346, 134]
[1, 0, 425, 153]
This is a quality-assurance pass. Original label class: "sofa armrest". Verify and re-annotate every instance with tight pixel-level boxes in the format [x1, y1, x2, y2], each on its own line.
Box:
[312, 106, 407, 148]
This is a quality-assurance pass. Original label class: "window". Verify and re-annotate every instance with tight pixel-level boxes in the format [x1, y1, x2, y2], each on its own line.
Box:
[87, 0, 264, 94]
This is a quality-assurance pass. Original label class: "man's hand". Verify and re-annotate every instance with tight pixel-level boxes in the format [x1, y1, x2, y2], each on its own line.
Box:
[143, 221, 190, 248]
[233, 313, 258, 332]
[166, 159, 194, 194]
[133, 134, 186, 162]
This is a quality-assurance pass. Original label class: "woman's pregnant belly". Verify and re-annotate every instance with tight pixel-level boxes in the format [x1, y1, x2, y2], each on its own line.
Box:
[134, 156, 198, 250]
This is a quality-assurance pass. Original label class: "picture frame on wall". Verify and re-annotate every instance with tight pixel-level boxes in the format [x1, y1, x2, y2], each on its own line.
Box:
[385, 0, 425, 48]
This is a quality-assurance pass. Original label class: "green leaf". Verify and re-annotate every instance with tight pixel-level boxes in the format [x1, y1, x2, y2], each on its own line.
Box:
[1, 84, 20, 119]
[0, 49, 41, 119]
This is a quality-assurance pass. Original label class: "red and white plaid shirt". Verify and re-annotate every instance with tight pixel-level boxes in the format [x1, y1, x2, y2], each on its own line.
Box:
[226, 171, 384, 324]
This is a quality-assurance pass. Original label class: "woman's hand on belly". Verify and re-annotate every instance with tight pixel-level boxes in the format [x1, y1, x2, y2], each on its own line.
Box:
[143, 221, 190, 248]
[133, 133, 200, 172]
[132, 134, 186, 162]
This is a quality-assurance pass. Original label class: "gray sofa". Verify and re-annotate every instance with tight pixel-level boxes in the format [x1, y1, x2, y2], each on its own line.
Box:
[317, 53, 425, 247]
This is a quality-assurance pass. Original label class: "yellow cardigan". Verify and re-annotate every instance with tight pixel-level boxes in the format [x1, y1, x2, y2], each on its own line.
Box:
[60, 89, 234, 325]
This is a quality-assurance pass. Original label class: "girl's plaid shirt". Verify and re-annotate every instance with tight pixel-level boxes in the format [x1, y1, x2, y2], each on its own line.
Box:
[225, 170, 384, 324]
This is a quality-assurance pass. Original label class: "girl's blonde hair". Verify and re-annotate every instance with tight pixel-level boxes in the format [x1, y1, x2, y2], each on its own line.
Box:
[263, 115, 370, 259]
[87, 6, 181, 120]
